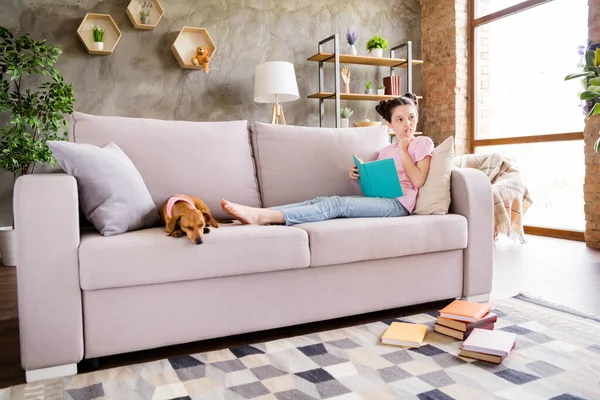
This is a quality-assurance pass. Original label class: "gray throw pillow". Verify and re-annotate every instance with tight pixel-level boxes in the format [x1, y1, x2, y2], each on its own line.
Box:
[46, 140, 159, 236]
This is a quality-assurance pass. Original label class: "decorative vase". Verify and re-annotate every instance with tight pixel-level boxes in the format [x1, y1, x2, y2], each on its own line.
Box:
[141, 14, 150, 24]
[372, 48, 383, 58]
[341, 118, 349, 128]
[0, 226, 16, 267]
[350, 44, 357, 56]
[92, 41, 104, 51]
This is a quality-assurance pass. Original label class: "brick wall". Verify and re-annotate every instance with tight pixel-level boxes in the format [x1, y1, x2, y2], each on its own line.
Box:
[420, 0, 469, 154]
[586, 0, 600, 248]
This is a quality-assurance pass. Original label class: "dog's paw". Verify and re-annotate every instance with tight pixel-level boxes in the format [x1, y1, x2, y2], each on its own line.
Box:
[203, 227, 210, 234]
[169, 229, 185, 238]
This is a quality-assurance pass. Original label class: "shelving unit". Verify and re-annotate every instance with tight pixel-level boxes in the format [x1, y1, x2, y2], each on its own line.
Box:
[126, 0, 165, 30]
[307, 34, 423, 127]
[76, 13, 122, 55]
[170, 26, 216, 70]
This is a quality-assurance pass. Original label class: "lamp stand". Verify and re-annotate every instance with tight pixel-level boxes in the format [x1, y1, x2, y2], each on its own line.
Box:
[270, 95, 286, 125]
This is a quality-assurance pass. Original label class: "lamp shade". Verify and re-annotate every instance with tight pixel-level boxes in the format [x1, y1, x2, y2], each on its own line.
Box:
[254, 61, 299, 103]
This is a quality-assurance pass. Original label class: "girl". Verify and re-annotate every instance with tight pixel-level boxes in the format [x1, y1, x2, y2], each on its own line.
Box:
[220, 93, 434, 225]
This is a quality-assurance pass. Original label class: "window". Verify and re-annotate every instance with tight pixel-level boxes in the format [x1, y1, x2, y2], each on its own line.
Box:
[471, 0, 587, 235]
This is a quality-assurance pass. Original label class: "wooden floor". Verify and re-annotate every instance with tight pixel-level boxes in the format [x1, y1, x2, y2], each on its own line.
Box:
[1, 235, 599, 389]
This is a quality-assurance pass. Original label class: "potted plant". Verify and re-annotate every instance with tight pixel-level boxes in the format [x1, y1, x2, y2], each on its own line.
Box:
[0, 26, 75, 266]
[565, 42, 600, 151]
[340, 107, 354, 128]
[364, 81, 373, 95]
[377, 85, 385, 95]
[139, 0, 153, 25]
[92, 25, 104, 51]
[366, 35, 388, 58]
[346, 28, 358, 56]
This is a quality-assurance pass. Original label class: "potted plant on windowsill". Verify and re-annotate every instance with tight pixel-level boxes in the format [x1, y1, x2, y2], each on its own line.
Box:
[366, 35, 388, 58]
[0, 26, 75, 266]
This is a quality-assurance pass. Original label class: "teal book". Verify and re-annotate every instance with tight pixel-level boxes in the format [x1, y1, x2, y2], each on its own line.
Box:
[353, 154, 403, 198]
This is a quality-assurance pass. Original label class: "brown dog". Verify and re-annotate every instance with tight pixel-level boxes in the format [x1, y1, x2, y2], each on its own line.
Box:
[159, 194, 219, 245]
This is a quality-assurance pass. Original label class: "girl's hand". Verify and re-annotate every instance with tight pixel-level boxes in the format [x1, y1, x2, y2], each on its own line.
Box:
[398, 136, 411, 153]
[349, 165, 359, 180]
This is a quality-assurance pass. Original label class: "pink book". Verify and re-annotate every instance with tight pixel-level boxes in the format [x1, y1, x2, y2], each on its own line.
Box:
[459, 328, 516, 357]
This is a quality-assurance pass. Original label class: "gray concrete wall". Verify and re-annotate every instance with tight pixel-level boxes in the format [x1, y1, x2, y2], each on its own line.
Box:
[0, 0, 421, 225]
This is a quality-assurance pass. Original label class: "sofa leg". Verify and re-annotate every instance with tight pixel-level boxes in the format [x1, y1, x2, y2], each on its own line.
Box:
[78, 357, 100, 372]
[462, 293, 491, 303]
[25, 363, 77, 383]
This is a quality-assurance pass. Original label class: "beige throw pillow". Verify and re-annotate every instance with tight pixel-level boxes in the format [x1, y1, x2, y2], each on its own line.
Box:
[413, 135, 455, 215]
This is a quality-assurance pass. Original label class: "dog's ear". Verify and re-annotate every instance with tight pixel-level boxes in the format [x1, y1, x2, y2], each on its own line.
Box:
[203, 211, 219, 229]
[165, 214, 181, 234]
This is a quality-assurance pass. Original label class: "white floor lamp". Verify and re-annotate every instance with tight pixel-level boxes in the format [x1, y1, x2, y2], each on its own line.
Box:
[254, 61, 299, 125]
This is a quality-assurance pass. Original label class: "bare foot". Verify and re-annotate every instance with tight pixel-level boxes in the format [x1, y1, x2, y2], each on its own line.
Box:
[220, 199, 264, 225]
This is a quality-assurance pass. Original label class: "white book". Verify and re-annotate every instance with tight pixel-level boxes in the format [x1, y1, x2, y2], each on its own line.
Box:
[459, 328, 516, 357]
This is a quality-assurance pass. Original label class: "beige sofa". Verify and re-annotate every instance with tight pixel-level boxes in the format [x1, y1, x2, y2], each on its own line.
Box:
[14, 112, 493, 382]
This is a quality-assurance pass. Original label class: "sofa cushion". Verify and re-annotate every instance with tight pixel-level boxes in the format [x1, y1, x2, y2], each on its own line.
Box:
[78, 223, 310, 290]
[46, 141, 159, 236]
[70, 112, 261, 220]
[250, 121, 389, 207]
[295, 214, 468, 267]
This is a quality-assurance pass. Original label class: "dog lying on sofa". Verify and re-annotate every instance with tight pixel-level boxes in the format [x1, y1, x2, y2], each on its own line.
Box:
[159, 194, 219, 244]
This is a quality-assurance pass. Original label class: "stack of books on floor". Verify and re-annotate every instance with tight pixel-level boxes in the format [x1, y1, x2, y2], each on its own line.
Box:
[434, 299, 497, 340]
[435, 300, 516, 363]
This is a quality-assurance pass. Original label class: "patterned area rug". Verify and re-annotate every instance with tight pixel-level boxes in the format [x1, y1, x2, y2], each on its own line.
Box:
[2, 293, 600, 400]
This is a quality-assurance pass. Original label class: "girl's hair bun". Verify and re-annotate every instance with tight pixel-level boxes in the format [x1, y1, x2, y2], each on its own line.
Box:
[402, 92, 418, 106]
[375, 100, 388, 118]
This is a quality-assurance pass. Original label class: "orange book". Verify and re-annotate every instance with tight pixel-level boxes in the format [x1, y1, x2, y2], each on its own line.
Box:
[439, 300, 491, 323]
[381, 322, 428, 348]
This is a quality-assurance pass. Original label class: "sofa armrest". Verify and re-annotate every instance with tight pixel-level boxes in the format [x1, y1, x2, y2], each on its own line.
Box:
[450, 168, 493, 298]
[14, 173, 83, 372]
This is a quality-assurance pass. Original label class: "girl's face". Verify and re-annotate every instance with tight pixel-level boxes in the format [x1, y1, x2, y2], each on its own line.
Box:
[386, 104, 418, 139]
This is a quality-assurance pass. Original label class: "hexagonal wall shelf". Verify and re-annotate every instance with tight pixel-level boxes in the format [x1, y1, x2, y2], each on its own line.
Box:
[126, 0, 164, 30]
[171, 26, 216, 70]
[76, 13, 122, 55]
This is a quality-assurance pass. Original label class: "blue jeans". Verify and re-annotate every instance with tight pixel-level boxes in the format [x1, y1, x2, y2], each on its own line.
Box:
[270, 195, 409, 226]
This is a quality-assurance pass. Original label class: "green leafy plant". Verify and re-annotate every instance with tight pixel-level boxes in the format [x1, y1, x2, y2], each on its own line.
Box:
[366, 35, 388, 52]
[340, 107, 354, 118]
[364, 81, 372, 90]
[378, 85, 385, 90]
[92, 25, 104, 42]
[0, 26, 75, 181]
[139, 1, 153, 18]
[565, 42, 600, 151]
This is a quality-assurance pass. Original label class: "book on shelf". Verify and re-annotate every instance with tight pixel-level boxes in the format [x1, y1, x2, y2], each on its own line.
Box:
[383, 76, 402, 96]
[438, 299, 491, 323]
[437, 312, 498, 332]
[353, 154, 403, 198]
[434, 322, 495, 340]
[459, 328, 516, 358]
[381, 322, 428, 348]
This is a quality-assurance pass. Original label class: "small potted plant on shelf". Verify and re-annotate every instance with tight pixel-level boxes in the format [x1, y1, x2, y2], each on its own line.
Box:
[377, 85, 385, 95]
[139, 0, 153, 25]
[366, 35, 388, 58]
[364, 81, 373, 94]
[340, 107, 354, 128]
[92, 25, 104, 51]
[346, 28, 358, 56]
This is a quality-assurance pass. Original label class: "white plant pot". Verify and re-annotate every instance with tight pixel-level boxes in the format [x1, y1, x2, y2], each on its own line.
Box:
[365, 89, 373, 95]
[372, 48, 383, 57]
[377, 89, 385, 95]
[0, 226, 17, 267]
[350, 44, 357, 56]
[341, 118, 349, 128]
[92, 41, 104, 51]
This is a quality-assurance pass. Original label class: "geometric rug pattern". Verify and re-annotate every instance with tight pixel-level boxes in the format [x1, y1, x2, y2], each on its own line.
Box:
[2, 293, 600, 400]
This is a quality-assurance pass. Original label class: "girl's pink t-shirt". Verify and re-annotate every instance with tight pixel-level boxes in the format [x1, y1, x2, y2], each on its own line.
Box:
[376, 136, 434, 213]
